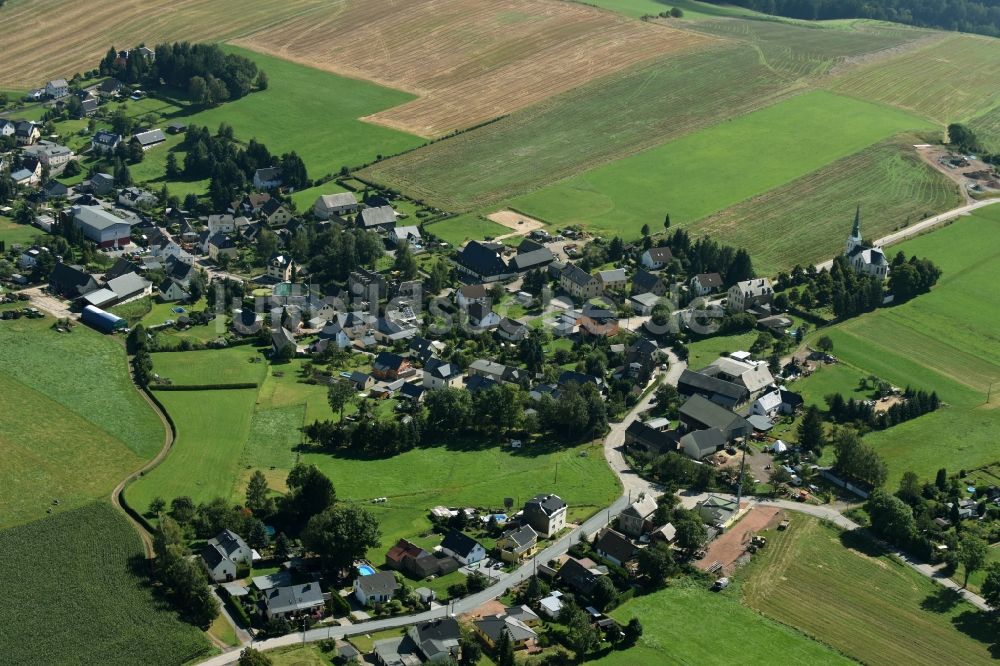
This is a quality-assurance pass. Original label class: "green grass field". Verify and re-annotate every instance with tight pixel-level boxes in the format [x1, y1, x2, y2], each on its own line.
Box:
[507, 91, 931, 240]
[583, 0, 762, 20]
[0, 313, 164, 527]
[0, 215, 44, 247]
[969, 104, 1000, 154]
[0, 503, 211, 666]
[191, 47, 424, 180]
[424, 214, 511, 246]
[829, 33, 1000, 124]
[806, 205, 1000, 485]
[741, 515, 995, 665]
[151, 346, 268, 386]
[593, 578, 853, 665]
[361, 42, 801, 211]
[685, 331, 760, 370]
[691, 137, 962, 274]
[288, 180, 349, 212]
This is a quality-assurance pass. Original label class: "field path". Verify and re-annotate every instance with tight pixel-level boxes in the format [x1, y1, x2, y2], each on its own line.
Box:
[816, 197, 1000, 270]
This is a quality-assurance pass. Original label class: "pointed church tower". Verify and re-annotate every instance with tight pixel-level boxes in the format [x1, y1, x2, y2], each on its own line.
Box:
[846, 204, 863, 255]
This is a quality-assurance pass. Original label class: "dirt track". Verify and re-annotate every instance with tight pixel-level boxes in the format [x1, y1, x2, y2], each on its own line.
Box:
[695, 505, 783, 575]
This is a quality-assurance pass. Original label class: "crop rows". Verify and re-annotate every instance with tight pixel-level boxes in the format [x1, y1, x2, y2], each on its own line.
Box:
[0, 503, 209, 665]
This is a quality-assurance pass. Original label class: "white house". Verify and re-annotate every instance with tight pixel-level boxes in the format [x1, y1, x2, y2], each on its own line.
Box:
[253, 167, 282, 190]
[641, 246, 673, 270]
[313, 192, 359, 219]
[690, 272, 723, 296]
[207, 214, 236, 234]
[440, 530, 487, 565]
[390, 225, 422, 247]
[423, 357, 464, 389]
[523, 494, 567, 538]
[45, 79, 69, 99]
[91, 130, 122, 154]
[597, 268, 627, 292]
[24, 141, 73, 169]
[727, 278, 773, 313]
[268, 254, 294, 281]
[0, 119, 14, 137]
[200, 530, 252, 583]
[354, 571, 398, 605]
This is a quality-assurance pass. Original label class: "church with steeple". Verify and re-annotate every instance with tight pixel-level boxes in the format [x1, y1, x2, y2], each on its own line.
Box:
[844, 206, 889, 279]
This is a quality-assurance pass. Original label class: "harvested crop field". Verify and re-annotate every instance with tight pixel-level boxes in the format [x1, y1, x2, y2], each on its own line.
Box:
[0, 0, 326, 88]
[233, 0, 714, 137]
[828, 33, 1000, 124]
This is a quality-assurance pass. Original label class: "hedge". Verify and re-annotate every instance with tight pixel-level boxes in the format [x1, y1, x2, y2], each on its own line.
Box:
[150, 382, 259, 391]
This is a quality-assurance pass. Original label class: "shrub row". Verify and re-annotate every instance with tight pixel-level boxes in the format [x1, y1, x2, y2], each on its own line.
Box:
[150, 382, 259, 391]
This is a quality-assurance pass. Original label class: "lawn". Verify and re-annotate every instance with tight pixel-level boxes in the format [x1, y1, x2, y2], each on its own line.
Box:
[0, 502, 211, 666]
[741, 515, 995, 665]
[288, 180, 349, 213]
[151, 345, 268, 386]
[691, 136, 962, 274]
[829, 33, 1000, 124]
[189, 46, 424, 179]
[956, 544, 1000, 595]
[584, 0, 763, 20]
[592, 578, 853, 665]
[805, 206, 1000, 485]
[685, 331, 761, 370]
[424, 214, 511, 247]
[126, 389, 258, 512]
[507, 91, 932, 240]
[0, 214, 45, 247]
[267, 645, 334, 666]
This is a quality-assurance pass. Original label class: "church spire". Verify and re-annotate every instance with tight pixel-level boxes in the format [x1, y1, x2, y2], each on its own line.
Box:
[851, 204, 862, 241]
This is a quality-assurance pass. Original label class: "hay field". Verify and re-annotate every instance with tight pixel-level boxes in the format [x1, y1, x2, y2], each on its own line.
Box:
[233, 0, 714, 137]
[828, 33, 1000, 124]
[0, 0, 326, 88]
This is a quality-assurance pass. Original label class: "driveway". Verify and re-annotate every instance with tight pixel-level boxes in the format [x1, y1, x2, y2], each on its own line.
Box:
[19, 286, 75, 319]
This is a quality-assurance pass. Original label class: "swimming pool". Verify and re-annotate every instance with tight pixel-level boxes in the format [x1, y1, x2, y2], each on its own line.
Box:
[356, 564, 376, 576]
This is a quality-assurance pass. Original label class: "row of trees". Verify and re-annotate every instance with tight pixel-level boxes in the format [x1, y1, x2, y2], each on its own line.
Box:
[707, 0, 1000, 38]
[825, 388, 940, 431]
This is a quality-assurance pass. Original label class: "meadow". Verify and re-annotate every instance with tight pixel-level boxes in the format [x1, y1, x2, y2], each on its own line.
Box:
[691, 137, 962, 274]
[805, 206, 1000, 485]
[0, 215, 43, 247]
[583, 0, 762, 20]
[594, 578, 853, 665]
[0, 0, 328, 88]
[233, 0, 711, 137]
[424, 214, 511, 247]
[151, 345, 269, 386]
[828, 33, 1000, 124]
[0, 503, 211, 665]
[362, 42, 802, 211]
[741, 516, 995, 665]
[969, 104, 1000, 153]
[508, 91, 931, 239]
[0, 311, 164, 527]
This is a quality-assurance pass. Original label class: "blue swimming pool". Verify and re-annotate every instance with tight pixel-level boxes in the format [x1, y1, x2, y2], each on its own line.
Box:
[357, 564, 376, 576]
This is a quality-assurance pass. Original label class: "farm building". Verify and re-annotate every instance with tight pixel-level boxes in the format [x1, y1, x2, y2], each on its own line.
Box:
[131, 129, 166, 151]
[313, 192, 359, 219]
[71, 205, 133, 248]
[81, 305, 126, 333]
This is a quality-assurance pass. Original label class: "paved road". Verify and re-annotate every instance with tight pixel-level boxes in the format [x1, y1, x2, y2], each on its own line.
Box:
[816, 198, 1000, 271]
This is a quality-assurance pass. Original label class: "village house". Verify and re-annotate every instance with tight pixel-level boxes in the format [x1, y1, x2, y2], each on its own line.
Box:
[727, 278, 773, 313]
[522, 494, 567, 538]
[23, 141, 73, 169]
[618, 495, 658, 538]
[385, 539, 457, 579]
[597, 268, 627, 292]
[390, 225, 422, 248]
[10, 163, 42, 187]
[15, 121, 41, 146]
[676, 368, 749, 410]
[628, 292, 660, 316]
[253, 167, 282, 190]
[496, 524, 538, 563]
[372, 351, 412, 380]
[373, 618, 462, 666]
[423, 357, 464, 389]
[678, 394, 753, 442]
[313, 192, 359, 219]
[207, 233, 238, 260]
[474, 612, 538, 651]
[593, 528, 638, 567]
[539, 591, 564, 619]
[454, 240, 513, 283]
[349, 267, 387, 301]
[359, 205, 397, 232]
[131, 128, 166, 151]
[557, 557, 606, 597]
[456, 283, 489, 308]
[354, 570, 398, 605]
[91, 130, 122, 154]
[467, 302, 501, 331]
[631, 269, 669, 297]
[117, 187, 157, 209]
[509, 244, 555, 273]
[751, 387, 803, 418]
[560, 263, 601, 299]
[267, 254, 295, 282]
[440, 529, 487, 565]
[641, 246, 674, 270]
[701, 356, 774, 395]
[260, 199, 293, 226]
[624, 420, 677, 457]
[679, 427, 728, 460]
[159, 278, 190, 302]
[49, 263, 100, 298]
[262, 583, 325, 620]
[45, 78, 69, 99]
[690, 272, 723, 296]
[199, 530, 252, 583]
[497, 317, 529, 342]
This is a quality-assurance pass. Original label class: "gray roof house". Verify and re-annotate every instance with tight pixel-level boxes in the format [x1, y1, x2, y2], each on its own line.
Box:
[354, 570, 398, 605]
[440, 529, 487, 565]
[263, 583, 324, 620]
[131, 128, 166, 150]
[680, 428, 728, 460]
[359, 205, 397, 231]
[523, 494, 567, 538]
[678, 395, 752, 442]
[201, 530, 251, 583]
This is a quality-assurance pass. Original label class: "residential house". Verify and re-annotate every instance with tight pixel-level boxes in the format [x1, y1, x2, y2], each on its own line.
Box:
[698, 495, 739, 526]
[496, 525, 538, 563]
[631, 269, 669, 297]
[474, 613, 538, 651]
[751, 388, 803, 418]
[354, 571, 398, 605]
[623, 420, 676, 456]
[678, 395, 753, 442]
[207, 233, 237, 260]
[0, 119, 14, 137]
[558, 370, 602, 391]
[690, 272, 723, 296]
[200, 530, 252, 582]
[271, 326, 300, 356]
[497, 317, 528, 342]
[560, 263, 601, 300]
[456, 284, 489, 308]
[91, 130, 122, 155]
[385, 539, 455, 580]
[87, 172, 116, 195]
[166, 121, 187, 134]
[231, 309, 263, 336]
[374, 316, 417, 344]
[641, 246, 674, 270]
[231, 192, 271, 217]
[313, 192, 359, 219]
[845, 207, 889, 279]
[49, 263, 100, 297]
[628, 292, 660, 316]
[727, 278, 773, 313]
[423, 357, 464, 389]
[106, 272, 152, 304]
[618, 495, 658, 538]
[373, 618, 462, 666]
[440, 529, 487, 565]
[263, 583, 325, 620]
[390, 225, 422, 248]
[207, 214, 236, 234]
[164, 255, 196, 286]
[71, 205, 133, 248]
[45, 79, 69, 99]
[593, 528, 637, 567]
[10, 165, 41, 187]
[117, 187, 157, 209]
[676, 369, 749, 410]
[454, 240, 513, 283]
[578, 304, 619, 337]
[597, 268, 627, 292]
[79, 97, 101, 118]
[467, 302, 501, 331]
[131, 129, 166, 151]
[253, 167, 282, 190]
[260, 198, 292, 226]
[522, 494, 567, 538]
[508, 246, 554, 273]
[97, 77, 123, 97]
[348, 267, 386, 301]
[539, 592, 564, 619]
[359, 205, 397, 232]
[557, 557, 605, 597]
[702, 356, 774, 395]
[409, 336, 442, 364]
[24, 141, 73, 169]
[159, 278, 190, 302]
[679, 428, 727, 460]
[372, 351, 412, 380]
[268, 254, 295, 282]
[41, 180, 70, 200]
[15, 121, 41, 145]
[650, 523, 677, 545]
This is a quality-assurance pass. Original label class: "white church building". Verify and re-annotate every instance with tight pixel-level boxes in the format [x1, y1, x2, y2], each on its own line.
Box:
[844, 207, 889, 279]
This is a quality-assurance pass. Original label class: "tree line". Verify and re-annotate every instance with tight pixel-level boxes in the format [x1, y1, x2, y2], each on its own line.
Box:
[825, 387, 939, 431]
[705, 0, 1000, 38]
